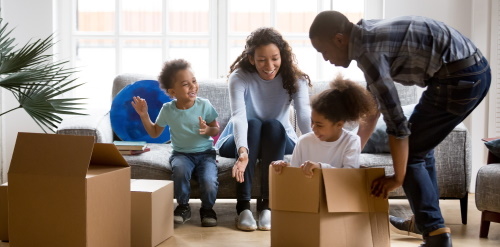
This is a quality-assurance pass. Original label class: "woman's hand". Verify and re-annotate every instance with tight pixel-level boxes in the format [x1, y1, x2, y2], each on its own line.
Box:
[131, 96, 148, 117]
[300, 161, 320, 178]
[271, 160, 289, 174]
[232, 151, 249, 183]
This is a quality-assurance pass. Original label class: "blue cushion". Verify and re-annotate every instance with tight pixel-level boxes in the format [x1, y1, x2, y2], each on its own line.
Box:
[110, 80, 171, 143]
[485, 139, 500, 159]
[362, 104, 416, 153]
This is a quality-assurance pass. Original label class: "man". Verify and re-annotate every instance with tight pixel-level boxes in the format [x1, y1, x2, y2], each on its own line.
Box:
[309, 11, 490, 247]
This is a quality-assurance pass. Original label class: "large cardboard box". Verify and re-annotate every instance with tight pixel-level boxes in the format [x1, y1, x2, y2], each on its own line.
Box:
[8, 132, 131, 247]
[131, 179, 174, 247]
[0, 183, 7, 241]
[270, 167, 390, 247]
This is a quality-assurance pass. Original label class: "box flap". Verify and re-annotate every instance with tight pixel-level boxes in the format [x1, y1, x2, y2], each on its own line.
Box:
[8, 132, 94, 177]
[269, 166, 321, 213]
[90, 143, 129, 167]
[322, 168, 388, 213]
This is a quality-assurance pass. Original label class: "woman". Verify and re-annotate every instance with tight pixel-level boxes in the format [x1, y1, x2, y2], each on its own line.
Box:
[215, 27, 312, 231]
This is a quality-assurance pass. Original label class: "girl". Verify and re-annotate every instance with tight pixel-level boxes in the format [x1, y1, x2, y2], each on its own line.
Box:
[272, 75, 376, 177]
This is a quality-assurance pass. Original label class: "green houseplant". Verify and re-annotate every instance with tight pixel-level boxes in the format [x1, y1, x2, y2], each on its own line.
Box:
[0, 19, 85, 133]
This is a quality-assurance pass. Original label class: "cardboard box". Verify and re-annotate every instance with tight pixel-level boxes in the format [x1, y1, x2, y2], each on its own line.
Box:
[131, 179, 174, 247]
[8, 132, 131, 247]
[0, 183, 7, 241]
[270, 167, 390, 247]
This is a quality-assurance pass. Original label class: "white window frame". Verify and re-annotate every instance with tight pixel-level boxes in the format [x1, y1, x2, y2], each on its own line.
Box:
[55, 0, 381, 88]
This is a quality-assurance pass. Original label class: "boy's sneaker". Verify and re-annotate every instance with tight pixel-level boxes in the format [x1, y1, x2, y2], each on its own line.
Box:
[174, 204, 191, 224]
[200, 207, 218, 227]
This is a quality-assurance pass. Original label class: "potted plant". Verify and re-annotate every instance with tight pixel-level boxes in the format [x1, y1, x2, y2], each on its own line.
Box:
[0, 18, 85, 133]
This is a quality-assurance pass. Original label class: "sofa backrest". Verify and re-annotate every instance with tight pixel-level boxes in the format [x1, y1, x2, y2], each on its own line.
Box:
[112, 74, 419, 133]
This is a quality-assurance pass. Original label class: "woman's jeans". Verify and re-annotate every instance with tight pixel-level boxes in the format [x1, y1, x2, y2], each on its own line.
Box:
[170, 149, 218, 209]
[406, 56, 490, 235]
[218, 118, 295, 208]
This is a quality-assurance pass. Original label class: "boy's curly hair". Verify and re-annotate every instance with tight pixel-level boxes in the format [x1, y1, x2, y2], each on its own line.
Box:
[229, 27, 311, 100]
[158, 59, 191, 93]
[311, 75, 377, 123]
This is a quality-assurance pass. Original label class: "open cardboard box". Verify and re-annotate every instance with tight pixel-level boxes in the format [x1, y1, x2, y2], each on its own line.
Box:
[270, 166, 390, 247]
[8, 132, 131, 247]
[131, 179, 174, 247]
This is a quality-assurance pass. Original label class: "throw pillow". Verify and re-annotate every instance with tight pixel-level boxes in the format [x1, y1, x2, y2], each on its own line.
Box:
[110, 80, 171, 143]
[484, 139, 500, 159]
[362, 104, 417, 153]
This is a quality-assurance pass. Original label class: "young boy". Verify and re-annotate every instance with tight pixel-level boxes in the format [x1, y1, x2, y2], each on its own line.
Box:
[131, 59, 220, 227]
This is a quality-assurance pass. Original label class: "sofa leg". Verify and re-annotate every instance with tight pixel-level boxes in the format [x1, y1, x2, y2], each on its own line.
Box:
[459, 193, 468, 224]
[480, 211, 491, 238]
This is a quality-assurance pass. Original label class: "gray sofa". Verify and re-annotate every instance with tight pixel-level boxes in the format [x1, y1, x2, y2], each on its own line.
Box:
[57, 73, 471, 224]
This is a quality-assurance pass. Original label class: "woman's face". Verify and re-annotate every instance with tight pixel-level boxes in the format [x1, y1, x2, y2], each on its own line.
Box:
[248, 43, 281, 81]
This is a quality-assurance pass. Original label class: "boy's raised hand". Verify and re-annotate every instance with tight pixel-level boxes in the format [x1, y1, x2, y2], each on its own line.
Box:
[300, 161, 320, 178]
[270, 160, 289, 174]
[131, 96, 148, 116]
[198, 116, 208, 135]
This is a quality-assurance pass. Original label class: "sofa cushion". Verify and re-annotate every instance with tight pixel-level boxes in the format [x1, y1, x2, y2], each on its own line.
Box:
[362, 104, 417, 153]
[484, 139, 500, 159]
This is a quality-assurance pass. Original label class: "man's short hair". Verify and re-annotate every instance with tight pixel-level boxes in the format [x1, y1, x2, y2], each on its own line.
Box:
[309, 11, 352, 40]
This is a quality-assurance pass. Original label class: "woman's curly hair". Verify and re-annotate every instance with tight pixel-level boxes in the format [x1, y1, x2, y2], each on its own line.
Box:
[311, 75, 377, 123]
[229, 27, 311, 100]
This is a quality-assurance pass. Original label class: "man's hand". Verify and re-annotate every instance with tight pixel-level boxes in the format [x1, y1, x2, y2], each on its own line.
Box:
[300, 160, 320, 178]
[232, 152, 249, 183]
[270, 160, 290, 174]
[370, 175, 403, 199]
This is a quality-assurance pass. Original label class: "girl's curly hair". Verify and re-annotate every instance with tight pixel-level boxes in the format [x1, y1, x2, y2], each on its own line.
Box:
[311, 75, 377, 123]
[229, 27, 311, 100]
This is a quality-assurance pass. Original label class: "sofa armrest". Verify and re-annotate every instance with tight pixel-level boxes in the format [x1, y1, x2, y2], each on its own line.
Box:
[56, 109, 114, 143]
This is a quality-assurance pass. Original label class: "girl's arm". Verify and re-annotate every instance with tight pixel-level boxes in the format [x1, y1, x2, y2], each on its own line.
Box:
[131, 96, 164, 138]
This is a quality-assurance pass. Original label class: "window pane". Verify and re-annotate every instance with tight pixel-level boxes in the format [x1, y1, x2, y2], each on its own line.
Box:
[77, 0, 115, 32]
[227, 39, 246, 72]
[167, 0, 209, 33]
[287, 39, 318, 80]
[228, 0, 270, 33]
[168, 40, 210, 79]
[122, 39, 163, 75]
[331, 0, 364, 22]
[76, 39, 116, 109]
[276, 0, 317, 33]
[121, 0, 162, 33]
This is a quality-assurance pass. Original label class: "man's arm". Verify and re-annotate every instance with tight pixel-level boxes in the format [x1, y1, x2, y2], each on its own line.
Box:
[358, 110, 380, 149]
[371, 135, 409, 198]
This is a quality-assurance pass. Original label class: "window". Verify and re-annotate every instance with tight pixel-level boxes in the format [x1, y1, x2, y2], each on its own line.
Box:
[62, 0, 366, 109]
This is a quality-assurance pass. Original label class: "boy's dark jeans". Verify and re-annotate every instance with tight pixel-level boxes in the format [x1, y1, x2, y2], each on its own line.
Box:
[405, 56, 491, 235]
[170, 149, 218, 209]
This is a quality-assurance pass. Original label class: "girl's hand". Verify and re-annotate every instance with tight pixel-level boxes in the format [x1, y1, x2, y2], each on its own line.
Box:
[232, 152, 249, 183]
[131, 96, 148, 116]
[300, 161, 320, 178]
[198, 116, 208, 135]
[271, 160, 289, 174]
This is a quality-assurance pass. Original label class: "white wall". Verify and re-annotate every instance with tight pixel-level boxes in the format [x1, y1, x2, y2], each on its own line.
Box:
[0, 0, 55, 183]
[384, 0, 491, 193]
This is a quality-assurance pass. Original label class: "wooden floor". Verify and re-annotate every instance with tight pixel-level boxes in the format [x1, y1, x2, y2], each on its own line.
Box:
[2, 194, 499, 247]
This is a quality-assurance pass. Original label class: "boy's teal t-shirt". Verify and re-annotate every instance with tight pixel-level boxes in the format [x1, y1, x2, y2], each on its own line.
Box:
[155, 97, 218, 153]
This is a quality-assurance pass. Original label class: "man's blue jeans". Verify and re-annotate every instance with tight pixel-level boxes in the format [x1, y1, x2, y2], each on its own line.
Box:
[170, 149, 218, 209]
[405, 56, 491, 235]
